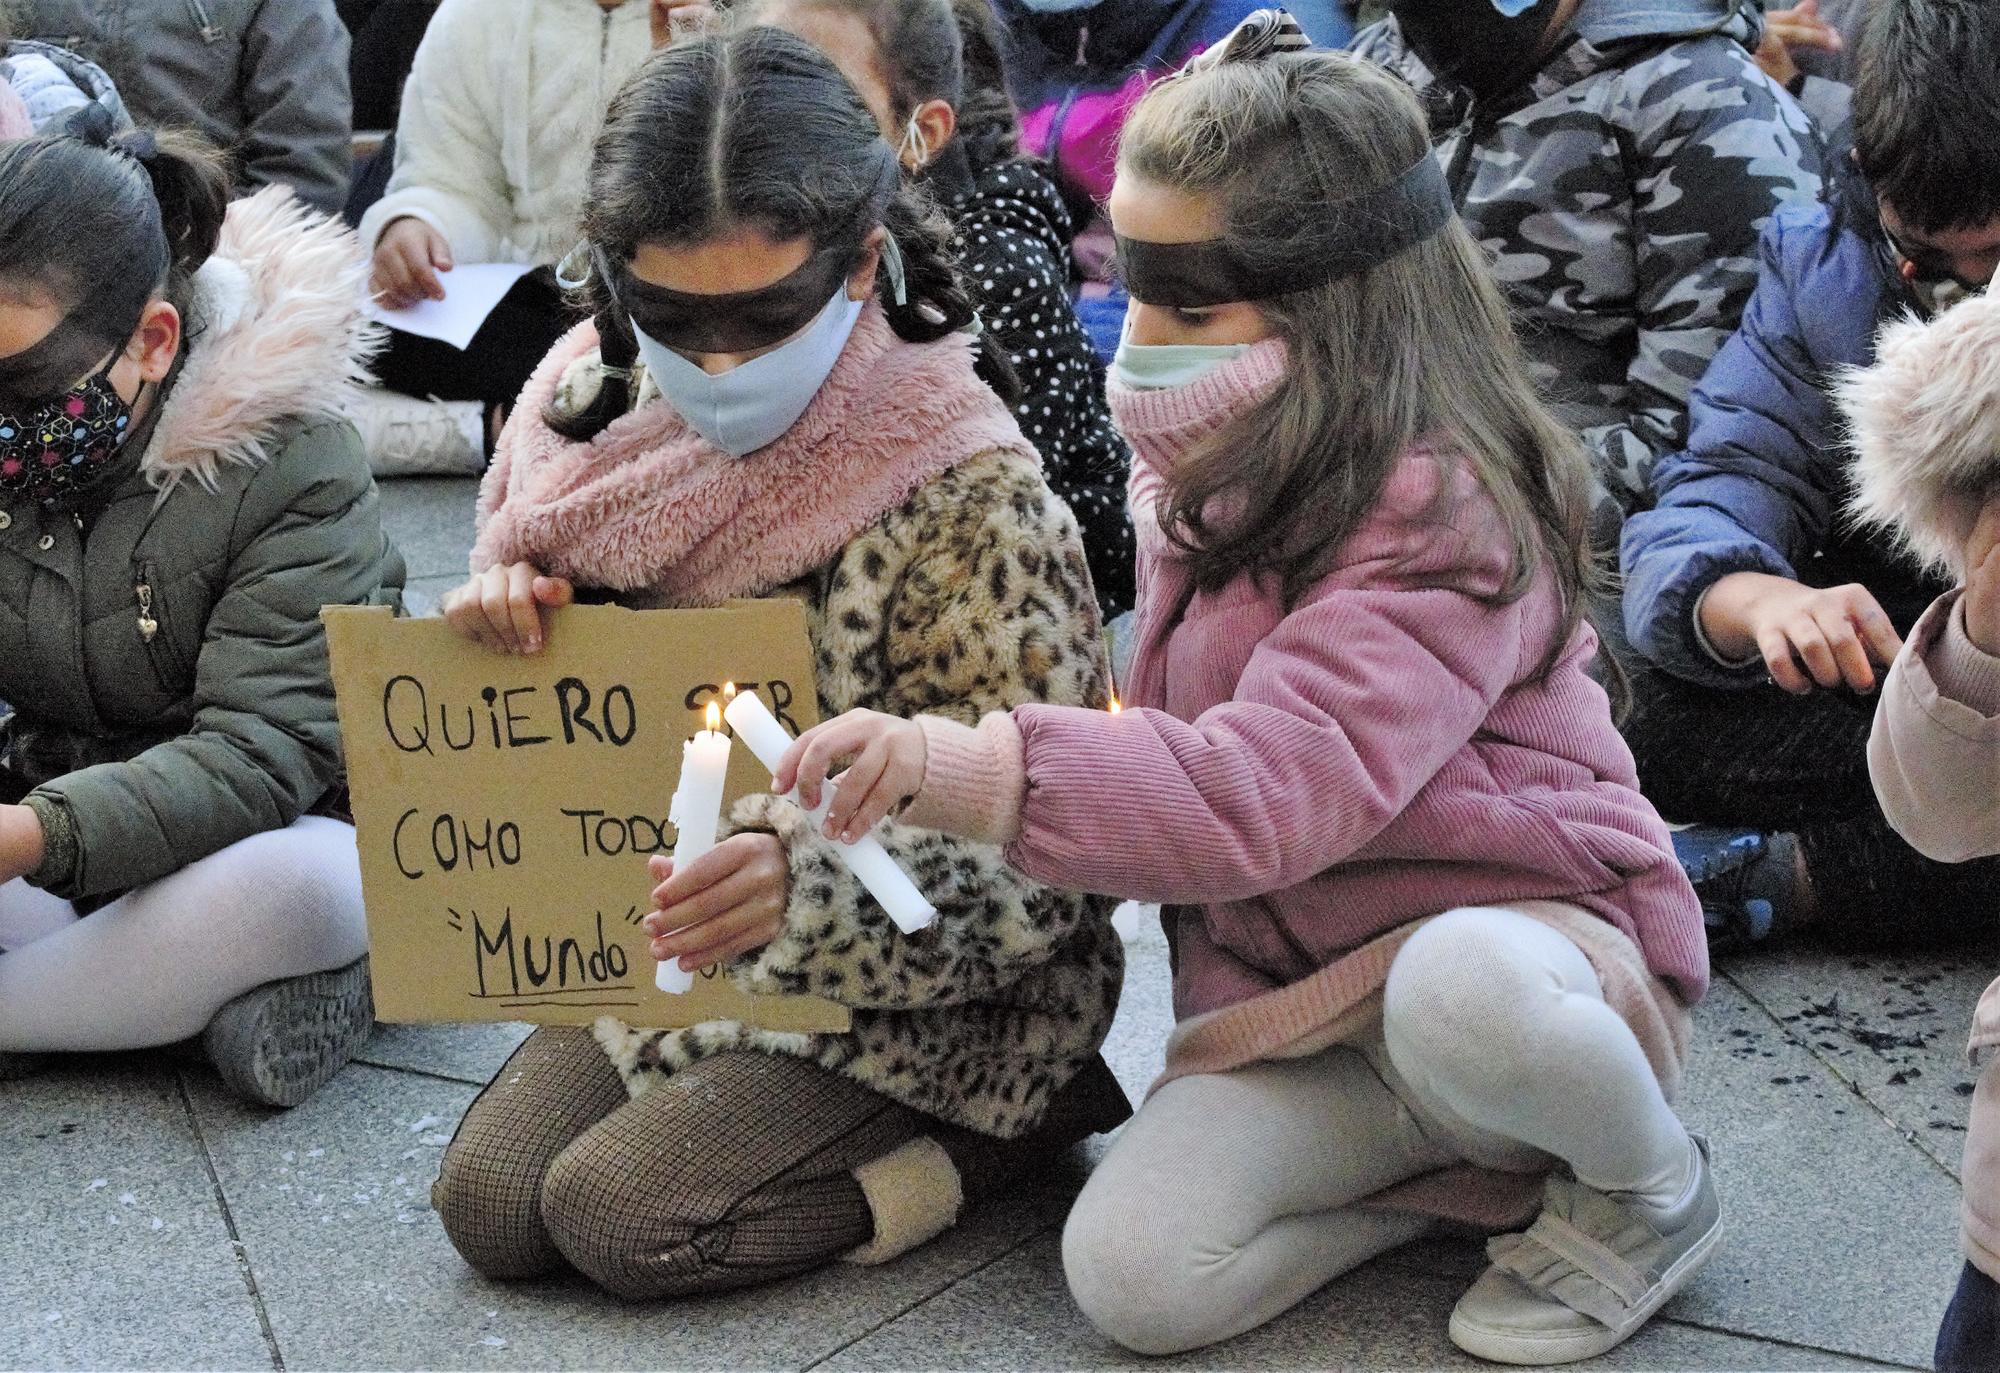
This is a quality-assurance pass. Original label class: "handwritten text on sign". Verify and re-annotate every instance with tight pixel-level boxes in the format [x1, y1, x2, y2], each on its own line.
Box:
[323, 601, 850, 1033]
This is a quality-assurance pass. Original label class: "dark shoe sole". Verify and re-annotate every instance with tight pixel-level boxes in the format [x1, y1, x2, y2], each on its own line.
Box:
[202, 958, 374, 1109]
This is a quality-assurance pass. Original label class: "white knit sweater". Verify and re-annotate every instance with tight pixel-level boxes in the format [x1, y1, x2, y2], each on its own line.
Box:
[359, 0, 652, 266]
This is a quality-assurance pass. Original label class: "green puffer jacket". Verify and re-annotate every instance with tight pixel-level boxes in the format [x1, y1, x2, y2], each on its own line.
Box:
[0, 188, 405, 903]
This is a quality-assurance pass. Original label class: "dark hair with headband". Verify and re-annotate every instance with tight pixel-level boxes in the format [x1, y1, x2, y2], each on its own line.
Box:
[1119, 43, 1599, 682]
[550, 27, 1011, 441]
[0, 115, 228, 393]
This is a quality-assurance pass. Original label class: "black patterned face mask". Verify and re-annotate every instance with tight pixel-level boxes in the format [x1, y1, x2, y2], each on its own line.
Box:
[0, 356, 136, 505]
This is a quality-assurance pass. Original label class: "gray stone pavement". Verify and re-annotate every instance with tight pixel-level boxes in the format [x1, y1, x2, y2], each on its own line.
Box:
[2, 476, 1982, 1371]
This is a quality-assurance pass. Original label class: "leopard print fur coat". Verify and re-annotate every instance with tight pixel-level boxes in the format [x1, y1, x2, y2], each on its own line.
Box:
[541, 346, 1126, 1139]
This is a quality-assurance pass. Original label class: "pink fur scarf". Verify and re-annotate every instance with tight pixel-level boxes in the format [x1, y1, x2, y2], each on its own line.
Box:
[473, 305, 1037, 604]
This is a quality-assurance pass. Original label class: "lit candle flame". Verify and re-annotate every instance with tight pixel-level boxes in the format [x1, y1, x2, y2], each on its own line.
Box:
[705, 700, 722, 732]
[1108, 694, 1122, 715]
[723, 681, 737, 700]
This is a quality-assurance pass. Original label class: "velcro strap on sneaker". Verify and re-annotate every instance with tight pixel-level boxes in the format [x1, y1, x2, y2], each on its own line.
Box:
[1485, 1179, 1664, 1329]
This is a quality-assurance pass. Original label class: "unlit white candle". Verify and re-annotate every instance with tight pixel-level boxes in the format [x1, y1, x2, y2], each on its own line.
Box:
[658, 723, 731, 993]
[723, 690, 937, 933]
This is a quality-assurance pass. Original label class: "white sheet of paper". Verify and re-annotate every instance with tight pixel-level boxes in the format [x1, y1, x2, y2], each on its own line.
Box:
[369, 263, 536, 351]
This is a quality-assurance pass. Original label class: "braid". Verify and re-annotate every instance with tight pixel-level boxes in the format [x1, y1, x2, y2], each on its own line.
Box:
[948, 0, 1023, 175]
[542, 269, 639, 440]
[880, 188, 1021, 403]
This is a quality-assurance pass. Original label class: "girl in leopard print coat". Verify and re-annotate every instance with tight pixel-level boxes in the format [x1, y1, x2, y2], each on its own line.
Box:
[425, 30, 1128, 1301]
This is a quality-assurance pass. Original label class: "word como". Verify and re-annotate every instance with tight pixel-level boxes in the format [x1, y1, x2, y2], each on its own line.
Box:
[394, 808, 523, 881]
[381, 675, 637, 756]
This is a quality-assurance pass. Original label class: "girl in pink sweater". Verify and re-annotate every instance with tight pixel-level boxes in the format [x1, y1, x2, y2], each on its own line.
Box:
[769, 15, 1712, 1365]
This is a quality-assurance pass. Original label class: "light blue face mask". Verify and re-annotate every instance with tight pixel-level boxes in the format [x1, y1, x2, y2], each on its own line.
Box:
[1108, 337, 1254, 392]
[633, 287, 865, 458]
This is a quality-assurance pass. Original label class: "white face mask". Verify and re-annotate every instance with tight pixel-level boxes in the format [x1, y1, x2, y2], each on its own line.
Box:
[1108, 337, 1253, 392]
[633, 287, 865, 457]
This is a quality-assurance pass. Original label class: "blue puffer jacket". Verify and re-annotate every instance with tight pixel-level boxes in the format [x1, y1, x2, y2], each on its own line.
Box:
[1619, 169, 1949, 688]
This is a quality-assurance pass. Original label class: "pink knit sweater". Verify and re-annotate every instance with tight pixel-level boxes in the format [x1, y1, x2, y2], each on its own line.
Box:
[907, 340, 1706, 1065]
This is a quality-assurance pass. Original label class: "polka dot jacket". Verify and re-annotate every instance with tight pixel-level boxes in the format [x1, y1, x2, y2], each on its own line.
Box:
[941, 156, 1136, 621]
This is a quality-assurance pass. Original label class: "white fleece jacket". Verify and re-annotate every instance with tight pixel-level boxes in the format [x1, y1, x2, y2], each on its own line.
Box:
[359, 0, 652, 267]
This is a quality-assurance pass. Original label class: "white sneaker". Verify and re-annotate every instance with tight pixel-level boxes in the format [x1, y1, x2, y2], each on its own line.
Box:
[1448, 1134, 1723, 1365]
[344, 388, 485, 478]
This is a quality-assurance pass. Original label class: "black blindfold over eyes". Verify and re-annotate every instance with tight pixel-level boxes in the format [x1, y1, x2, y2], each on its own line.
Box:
[601, 243, 859, 355]
[0, 312, 123, 412]
[1114, 152, 1456, 308]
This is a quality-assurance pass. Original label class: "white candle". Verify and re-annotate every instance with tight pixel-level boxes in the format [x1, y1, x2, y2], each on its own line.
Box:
[658, 701, 731, 993]
[723, 687, 937, 934]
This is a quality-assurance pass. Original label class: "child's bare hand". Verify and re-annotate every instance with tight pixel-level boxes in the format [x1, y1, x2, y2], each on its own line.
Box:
[1702, 571, 1902, 694]
[370, 217, 453, 309]
[440, 563, 575, 654]
[1962, 499, 2000, 657]
[773, 709, 927, 844]
[642, 835, 789, 971]
[1754, 1, 1842, 87]
[650, 0, 716, 46]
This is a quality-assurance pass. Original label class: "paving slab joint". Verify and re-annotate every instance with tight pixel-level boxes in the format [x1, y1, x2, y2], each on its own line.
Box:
[174, 1067, 289, 1372]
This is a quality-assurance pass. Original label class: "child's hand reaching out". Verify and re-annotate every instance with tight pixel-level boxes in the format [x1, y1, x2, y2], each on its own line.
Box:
[643, 834, 791, 974]
[774, 710, 928, 845]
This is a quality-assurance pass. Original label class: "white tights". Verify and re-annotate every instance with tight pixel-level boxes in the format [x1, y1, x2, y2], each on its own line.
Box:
[0, 816, 369, 1052]
[1062, 906, 1693, 1356]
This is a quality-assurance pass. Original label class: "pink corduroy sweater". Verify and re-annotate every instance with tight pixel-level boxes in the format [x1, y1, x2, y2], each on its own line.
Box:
[905, 342, 1707, 1114]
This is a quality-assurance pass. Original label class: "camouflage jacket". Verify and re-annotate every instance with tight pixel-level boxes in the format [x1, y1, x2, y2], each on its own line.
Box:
[1353, 0, 1826, 518]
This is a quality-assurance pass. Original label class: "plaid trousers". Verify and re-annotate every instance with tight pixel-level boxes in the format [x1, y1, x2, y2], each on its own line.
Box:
[432, 1028, 940, 1297]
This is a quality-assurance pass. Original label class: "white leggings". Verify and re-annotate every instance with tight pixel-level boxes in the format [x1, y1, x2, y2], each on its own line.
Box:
[0, 816, 370, 1053]
[1063, 906, 1691, 1356]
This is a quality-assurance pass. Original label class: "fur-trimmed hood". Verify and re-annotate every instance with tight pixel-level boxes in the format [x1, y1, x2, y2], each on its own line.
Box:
[1840, 285, 2000, 579]
[143, 186, 380, 495]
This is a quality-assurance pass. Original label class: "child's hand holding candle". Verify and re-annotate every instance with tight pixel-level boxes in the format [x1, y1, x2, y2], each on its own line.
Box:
[772, 708, 929, 844]
[644, 834, 791, 975]
[724, 688, 937, 933]
[656, 699, 731, 993]
[775, 695, 1122, 842]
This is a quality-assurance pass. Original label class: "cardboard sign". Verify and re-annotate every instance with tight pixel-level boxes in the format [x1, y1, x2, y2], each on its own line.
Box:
[323, 601, 851, 1034]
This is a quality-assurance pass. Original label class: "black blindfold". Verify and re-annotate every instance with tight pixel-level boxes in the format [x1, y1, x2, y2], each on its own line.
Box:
[1114, 152, 1455, 308]
[0, 310, 128, 412]
[599, 243, 859, 354]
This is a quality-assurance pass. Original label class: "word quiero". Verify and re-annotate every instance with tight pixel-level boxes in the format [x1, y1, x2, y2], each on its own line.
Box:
[381, 675, 638, 756]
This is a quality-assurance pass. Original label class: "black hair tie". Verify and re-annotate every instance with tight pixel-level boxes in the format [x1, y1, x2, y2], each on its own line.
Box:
[61, 100, 118, 148]
[59, 104, 156, 166]
[112, 130, 159, 166]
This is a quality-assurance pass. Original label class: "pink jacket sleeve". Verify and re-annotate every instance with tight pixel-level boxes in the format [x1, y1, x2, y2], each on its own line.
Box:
[1869, 591, 2000, 864]
[1001, 574, 1534, 904]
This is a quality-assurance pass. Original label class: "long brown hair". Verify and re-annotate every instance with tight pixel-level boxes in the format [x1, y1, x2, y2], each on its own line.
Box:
[1118, 51, 1598, 673]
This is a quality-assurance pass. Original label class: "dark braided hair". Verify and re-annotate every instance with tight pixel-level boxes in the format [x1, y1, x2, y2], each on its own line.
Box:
[947, 0, 1023, 173]
[548, 27, 1013, 441]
